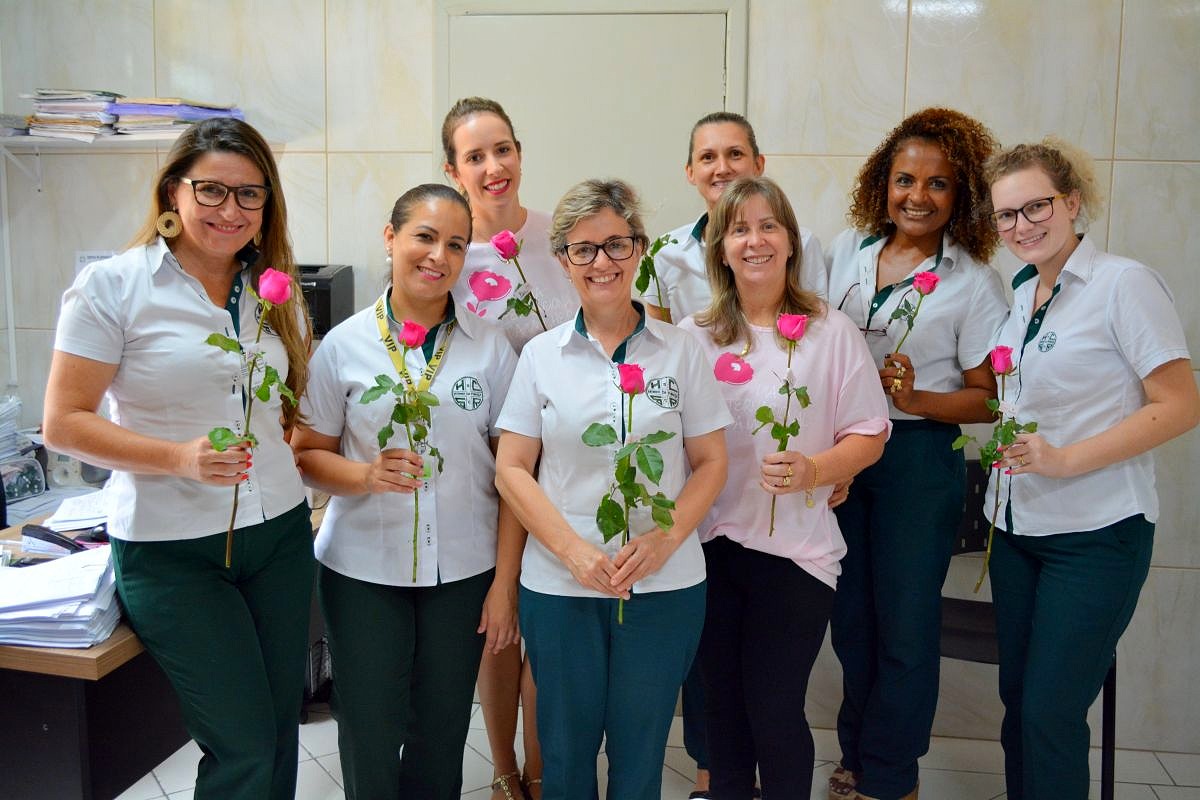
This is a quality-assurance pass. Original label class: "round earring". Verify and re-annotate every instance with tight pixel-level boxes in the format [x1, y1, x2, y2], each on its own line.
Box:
[385, 250, 393, 266]
[156, 210, 183, 239]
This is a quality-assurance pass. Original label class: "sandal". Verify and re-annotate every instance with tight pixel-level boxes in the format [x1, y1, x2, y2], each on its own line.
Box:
[491, 771, 525, 800]
[828, 766, 857, 800]
[522, 776, 543, 799]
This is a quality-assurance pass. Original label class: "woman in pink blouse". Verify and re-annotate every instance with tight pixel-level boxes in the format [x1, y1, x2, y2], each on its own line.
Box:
[679, 177, 890, 799]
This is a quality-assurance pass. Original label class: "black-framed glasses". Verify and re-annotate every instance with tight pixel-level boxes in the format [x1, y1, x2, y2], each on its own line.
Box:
[989, 193, 1067, 232]
[180, 177, 271, 210]
[561, 236, 637, 266]
[835, 281, 910, 337]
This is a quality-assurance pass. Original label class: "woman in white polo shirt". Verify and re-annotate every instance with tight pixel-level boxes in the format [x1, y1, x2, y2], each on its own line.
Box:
[641, 111, 827, 328]
[440, 96, 575, 799]
[680, 176, 890, 798]
[292, 183, 520, 800]
[824, 108, 1009, 800]
[984, 139, 1198, 800]
[495, 179, 730, 800]
[43, 118, 314, 800]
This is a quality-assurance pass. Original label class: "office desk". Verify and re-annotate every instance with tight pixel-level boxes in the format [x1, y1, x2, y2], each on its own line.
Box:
[0, 527, 189, 800]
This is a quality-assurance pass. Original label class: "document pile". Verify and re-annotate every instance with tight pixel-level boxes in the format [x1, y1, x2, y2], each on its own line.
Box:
[0, 546, 119, 648]
[24, 89, 121, 142]
[110, 97, 244, 137]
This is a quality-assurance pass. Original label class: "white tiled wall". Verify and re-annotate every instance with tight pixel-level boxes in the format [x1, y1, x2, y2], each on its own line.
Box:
[1, 0, 1196, 752]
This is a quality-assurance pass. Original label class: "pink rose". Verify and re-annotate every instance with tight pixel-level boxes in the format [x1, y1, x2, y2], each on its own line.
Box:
[912, 271, 940, 296]
[257, 268, 292, 306]
[990, 345, 1014, 375]
[399, 320, 428, 350]
[713, 352, 754, 385]
[491, 230, 520, 261]
[468, 269, 513, 302]
[777, 313, 808, 342]
[617, 363, 645, 395]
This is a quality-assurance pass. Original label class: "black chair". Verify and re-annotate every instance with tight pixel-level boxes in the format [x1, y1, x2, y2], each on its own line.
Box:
[940, 461, 1117, 800]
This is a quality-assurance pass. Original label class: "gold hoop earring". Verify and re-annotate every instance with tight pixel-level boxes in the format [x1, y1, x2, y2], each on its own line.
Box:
[156, 210, 182, 239]
[253, 231, 262, 247]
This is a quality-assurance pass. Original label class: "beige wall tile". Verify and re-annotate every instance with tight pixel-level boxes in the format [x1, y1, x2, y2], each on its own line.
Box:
[0, 0, 155, 114]
[764, 155, 863, 253]
[0, 329, 57, 428]
[326, 0, 432, 152]
[276, 151, 327, 264]
[154, 0, 326, 149]
[5, 153, 157, 330]
[907, 0, 1121, 157]
[1107, 161, 1200, 356]
[1150, 376, 1200, 569]
[1115, 0, 1200, 160]
[326, 152, 438, 311]
[748, 0, 908, 156]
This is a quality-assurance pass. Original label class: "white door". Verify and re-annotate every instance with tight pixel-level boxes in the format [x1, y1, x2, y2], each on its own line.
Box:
[436, 2, 745, 235]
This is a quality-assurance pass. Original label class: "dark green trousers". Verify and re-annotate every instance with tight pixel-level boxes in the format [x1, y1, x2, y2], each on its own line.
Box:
[830, 420, 964, 799]
[319, 564, 492, 800]
[111, 501, 314, 800]
[992, 514, 1153, 800]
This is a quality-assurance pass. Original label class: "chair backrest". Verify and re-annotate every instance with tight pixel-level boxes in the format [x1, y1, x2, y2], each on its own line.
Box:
[953, 460, 990, 555]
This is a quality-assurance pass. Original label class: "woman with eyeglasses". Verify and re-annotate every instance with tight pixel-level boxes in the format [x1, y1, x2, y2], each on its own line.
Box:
[494, 179, 730, 800]
[824, 108, 1009, 800]
[679, 176, 889, 799]
[43, 119, 313, 800]
[983, 139, 1197, 800]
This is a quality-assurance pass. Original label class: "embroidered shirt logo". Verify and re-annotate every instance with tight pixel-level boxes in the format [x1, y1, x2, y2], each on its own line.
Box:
[451, 376, 485, 411]
[645, 376, 679, 409]
[1038, 332, 1057, 352]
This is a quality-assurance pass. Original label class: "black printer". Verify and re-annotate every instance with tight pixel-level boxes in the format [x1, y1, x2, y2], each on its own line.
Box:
[299, 264, 354, 338]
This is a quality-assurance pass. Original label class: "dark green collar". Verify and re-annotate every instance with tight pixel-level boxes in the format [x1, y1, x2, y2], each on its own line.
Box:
[1012, 263, 1038, 290]
[385, 288, 456, 361]
[690, 213, 709, 244]
[574, 302, 647, 364]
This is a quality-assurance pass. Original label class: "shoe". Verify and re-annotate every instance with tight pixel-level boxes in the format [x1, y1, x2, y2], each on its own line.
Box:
[829, 766, 857, 800]
[687, 792, 710, 799]
[491, 772, 526, 800]
[855, 783, 918, 800]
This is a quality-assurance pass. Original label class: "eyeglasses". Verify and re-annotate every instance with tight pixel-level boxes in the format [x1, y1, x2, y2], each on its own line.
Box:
[989, 194, 1067, 232]
[561, 236, 638, 266]
[179, 177, 271, 210]
[835, 281, 912, 337]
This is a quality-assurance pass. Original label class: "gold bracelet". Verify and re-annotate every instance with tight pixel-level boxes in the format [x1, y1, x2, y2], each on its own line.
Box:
[805, 456, 818, 508]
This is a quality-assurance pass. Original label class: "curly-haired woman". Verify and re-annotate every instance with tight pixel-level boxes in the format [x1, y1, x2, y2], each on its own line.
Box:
[824, 108, 1010, 800]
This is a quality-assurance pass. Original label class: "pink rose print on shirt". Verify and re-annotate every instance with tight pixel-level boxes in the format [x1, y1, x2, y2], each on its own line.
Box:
[714, 352, 754, 385]
[466, 269, 513, 317]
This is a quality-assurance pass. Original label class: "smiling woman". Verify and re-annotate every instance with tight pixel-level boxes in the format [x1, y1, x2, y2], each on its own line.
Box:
[291, 183, 522, 800]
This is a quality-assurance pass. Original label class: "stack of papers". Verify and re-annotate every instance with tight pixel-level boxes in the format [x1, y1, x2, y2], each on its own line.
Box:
[0, 112, 29, 137]
[110, 97, 244, 138]
[43, 489, 110, 532]
[0, 546, 119, 648]
[23, 89, 121, 142]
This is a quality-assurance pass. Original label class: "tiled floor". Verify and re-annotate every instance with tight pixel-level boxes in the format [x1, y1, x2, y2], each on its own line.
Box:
[115, 705, 1200, 800]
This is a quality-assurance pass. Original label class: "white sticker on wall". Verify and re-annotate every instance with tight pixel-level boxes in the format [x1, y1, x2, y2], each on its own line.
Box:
[75, 250, 114, 276]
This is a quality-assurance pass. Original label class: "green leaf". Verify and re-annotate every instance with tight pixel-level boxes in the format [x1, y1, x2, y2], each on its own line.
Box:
[754, 406, 775, 424]
[377, 424, 395, 450]
[429, 446, 445, 473]
[795, 385, 811, 408]
[205, 333, 242, 353]
[614, 441, 638, 461]
[651, 504, 674, 532]
[360, 386, 388, 404]
[391, 404, 410, 424]
[770, 422, 787, 442]
[415, 390, 440, 407]
[262, 365, 281, 389]
[617, 480, 641, 505]
[985, 398, 1000, 412]
[208, 427, 242, 452]
[596, 495, 625, 542]
[1022, 421, 1038, 433]
[778, 382, 790, 396]
[615, 456, 635, 485]
[951, 434, 974, 451]
[581, 422, 618, 446]
[640, 430, 676, 445]
[636, 445, 665, 484]
[787, 420, 800, 438]
[635, 258, 652, 294]
[411, 422, 428, 441]
[651, 492, 676, 509]
[276, 382, 297, 405]
[255, 382, 271, 403]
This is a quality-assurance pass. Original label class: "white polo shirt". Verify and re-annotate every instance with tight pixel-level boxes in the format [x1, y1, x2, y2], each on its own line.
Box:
[302, 299, 518, 586]
[680, 308, 891, 588]
[638, 214, 829, 320]
[825, 228, 1009, 420]
[451, 209, 578, 353]
[497, 303, 734, 598]
[984, 235, 1191, 536]
[53, 238, 306, 541]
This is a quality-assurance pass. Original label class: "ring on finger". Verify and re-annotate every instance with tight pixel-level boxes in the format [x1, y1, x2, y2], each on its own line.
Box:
[891, 377, 903, 392]
[896, 366, 906, 378]
[782, 475, 791, 487]
[786, 465, 794, 477]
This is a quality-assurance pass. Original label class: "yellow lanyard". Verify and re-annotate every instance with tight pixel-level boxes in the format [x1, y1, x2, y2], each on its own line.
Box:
[373, 294, 456, 393]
